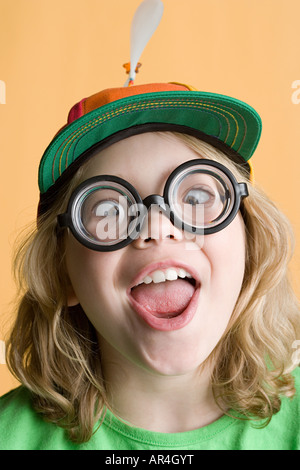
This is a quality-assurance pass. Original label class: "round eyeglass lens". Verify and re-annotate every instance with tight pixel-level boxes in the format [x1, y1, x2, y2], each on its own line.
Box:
[72, 181, 138, 247]
[168, 163, 235, 231]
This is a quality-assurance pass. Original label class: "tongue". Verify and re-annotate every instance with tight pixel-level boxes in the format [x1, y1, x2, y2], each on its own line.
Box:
[131, 279, 195, 316]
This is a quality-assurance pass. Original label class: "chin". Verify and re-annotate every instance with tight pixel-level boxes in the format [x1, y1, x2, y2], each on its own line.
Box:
[137, 338, 213, 377]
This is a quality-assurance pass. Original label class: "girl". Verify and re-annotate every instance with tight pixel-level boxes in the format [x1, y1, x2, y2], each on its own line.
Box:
[0, 82, 299, 450]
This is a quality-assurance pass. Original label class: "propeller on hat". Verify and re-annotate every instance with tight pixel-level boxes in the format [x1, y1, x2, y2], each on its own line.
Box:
[124, 0, 164, 86]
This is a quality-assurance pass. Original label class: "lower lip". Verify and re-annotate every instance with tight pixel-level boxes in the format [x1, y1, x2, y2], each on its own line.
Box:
[127, 286, 200, 332]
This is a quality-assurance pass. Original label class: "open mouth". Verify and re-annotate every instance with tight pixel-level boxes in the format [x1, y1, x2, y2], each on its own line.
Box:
[128, 264, 200, 331]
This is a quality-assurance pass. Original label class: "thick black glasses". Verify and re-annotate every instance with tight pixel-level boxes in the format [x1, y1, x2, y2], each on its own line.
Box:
[57, 159, 248, 251]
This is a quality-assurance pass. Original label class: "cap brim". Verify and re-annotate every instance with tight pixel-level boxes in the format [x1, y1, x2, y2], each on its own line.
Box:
[38, 90, 262, 196]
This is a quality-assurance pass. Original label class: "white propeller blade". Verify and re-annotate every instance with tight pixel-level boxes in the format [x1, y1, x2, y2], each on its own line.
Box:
[124, 0, 164, 86]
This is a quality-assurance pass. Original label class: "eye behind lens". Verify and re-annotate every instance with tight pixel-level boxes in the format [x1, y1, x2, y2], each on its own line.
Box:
[164, 159, 240, 233]
[68, 176, 142, 249]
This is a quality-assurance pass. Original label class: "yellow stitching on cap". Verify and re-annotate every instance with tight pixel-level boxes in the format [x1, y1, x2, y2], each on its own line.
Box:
[55, 99, 230, 177]
[55, 99, 229, 177]
[199, 102, 239, 146]
[215, 102, 247, 153]
[54, 97, 246, 180]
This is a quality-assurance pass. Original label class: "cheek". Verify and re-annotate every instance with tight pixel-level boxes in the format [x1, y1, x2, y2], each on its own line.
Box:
[204, 213, 246, 301]
[64, 237, 136, 360]
[65, 235, 118, 310]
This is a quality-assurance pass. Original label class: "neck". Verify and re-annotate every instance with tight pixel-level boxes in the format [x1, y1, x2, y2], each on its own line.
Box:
[100, 340, 223, 433]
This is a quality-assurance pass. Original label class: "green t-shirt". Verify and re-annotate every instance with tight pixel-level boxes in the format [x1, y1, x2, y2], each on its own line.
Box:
[0, 367, 299, 450]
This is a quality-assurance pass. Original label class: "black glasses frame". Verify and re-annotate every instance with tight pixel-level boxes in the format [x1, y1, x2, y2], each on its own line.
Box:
[57, 159, 249, 252]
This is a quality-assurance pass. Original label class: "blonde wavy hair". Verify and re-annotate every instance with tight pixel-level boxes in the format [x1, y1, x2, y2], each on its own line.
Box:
[6, 132, 300, 443]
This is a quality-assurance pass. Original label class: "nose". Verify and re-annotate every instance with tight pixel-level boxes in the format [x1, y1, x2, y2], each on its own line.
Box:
[131, 204, 184, 250]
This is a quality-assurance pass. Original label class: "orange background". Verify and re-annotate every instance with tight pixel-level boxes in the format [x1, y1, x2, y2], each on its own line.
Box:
[0, 0, 299, 395]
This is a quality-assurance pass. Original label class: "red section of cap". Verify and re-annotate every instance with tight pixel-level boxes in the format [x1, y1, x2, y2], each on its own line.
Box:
[67, 98, 86, 124]
[67, 83, 190, 125]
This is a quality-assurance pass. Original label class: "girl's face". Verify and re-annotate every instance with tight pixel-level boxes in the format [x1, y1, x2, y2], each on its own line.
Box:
[65, 133, 246, 376]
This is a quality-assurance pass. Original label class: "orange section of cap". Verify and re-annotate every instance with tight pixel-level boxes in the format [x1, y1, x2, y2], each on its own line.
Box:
[82, 83, 190, 115]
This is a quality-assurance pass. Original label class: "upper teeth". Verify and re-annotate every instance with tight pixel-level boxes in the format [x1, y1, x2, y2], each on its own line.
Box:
[135, 268, 193, 286]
